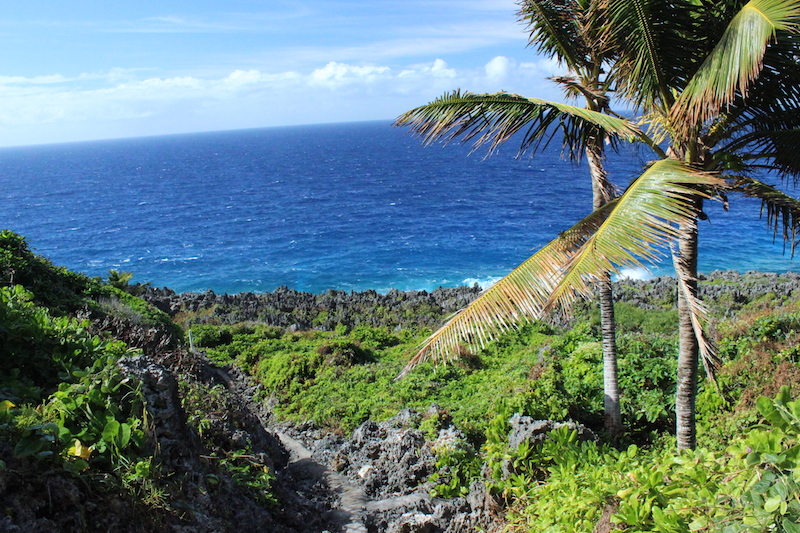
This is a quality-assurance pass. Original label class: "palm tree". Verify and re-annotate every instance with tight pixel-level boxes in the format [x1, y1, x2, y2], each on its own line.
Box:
[107, 269, 134, 290]
[396, 0, 628, 437]
[601, 0, 800, 449]
[398, 0, 800, 449]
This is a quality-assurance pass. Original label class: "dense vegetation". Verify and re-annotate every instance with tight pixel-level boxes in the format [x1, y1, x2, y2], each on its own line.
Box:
[4, 229, 800, 531]
[0, 232, 291, 531]
[0, 230, 174, 529]
[186, 269, 800, 530]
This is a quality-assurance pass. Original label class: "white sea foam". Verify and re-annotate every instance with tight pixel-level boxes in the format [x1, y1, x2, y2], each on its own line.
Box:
[462, 276, 502, 289]
[1, 122, 789, 295]
[614, 267, 654, 281]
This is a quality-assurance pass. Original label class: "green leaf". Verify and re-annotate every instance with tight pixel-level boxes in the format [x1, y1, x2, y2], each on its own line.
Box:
[778, 385, 793, 406]
[14, 435, 44, 457]
[116, 423, 132, 449]
[752, 478, 773, 494]
[782, 517, 800, 532]
[758, 395, 788, 430]
[41, 422, 59, 435]
[58, 424, 72, 442]
[63, 458, 89, 473]
[765, 496, 783, 513]
[102, 419, 120, 443]
[743, 515, 761, 526]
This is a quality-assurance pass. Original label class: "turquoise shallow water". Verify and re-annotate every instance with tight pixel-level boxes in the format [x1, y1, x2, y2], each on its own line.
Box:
[0, 120, 796, 294]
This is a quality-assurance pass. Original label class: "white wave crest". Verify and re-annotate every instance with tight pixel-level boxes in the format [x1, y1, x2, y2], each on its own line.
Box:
[462, 276, 503, 289]
[614, 267, 653, 281]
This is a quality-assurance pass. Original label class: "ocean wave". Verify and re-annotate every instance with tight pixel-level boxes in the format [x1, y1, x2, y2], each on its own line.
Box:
[614, 267, 654, 281]
[462, 276, 502, 289]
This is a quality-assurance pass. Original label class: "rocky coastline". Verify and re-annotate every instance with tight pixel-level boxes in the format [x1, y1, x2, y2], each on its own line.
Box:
[6, 268, 800, 532]
[141, 269, 800, 330]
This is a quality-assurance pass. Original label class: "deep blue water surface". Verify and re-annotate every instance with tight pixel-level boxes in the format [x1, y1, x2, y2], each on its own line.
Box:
[0, 120, 796, 294]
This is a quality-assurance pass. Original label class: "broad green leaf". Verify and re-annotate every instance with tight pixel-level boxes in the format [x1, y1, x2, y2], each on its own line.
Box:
[752, 478, 773, 494]
[757, 395, 787, 429]
[743, 515, 761, 526]
[63, 458, 89, 473]
[58, 425, 72, 442]
[102, 419, 120, 443]
[14, 435, 45, 457]
[764, 496, 783, 513]
[41, 422, 59, 435]
[116, 423, 132, 449]
[778, 385, 793, 406]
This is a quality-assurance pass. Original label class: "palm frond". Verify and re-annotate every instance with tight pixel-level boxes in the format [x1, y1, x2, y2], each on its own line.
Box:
[734, 176, 800, 255]
[394, 90, 641, 160]
[518, 0, 588, 69]
[397, 160, 725, 379]
[709, 29, 800, 178]
[671, 0, 800, 130]
[395, 201, 615, 379]
[544, 159, 727, 311]
[549, 75, 609, 107]
[723, 129, 800, 178]
[604, 0, 699, 112]
[671, 245, 720, 389]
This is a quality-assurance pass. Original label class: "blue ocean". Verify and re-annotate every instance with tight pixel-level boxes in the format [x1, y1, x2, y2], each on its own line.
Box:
[0, 120, 796, 294]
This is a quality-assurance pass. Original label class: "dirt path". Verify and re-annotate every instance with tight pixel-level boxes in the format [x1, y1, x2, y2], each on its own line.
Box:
[275, 430, 434, 533]
[276, 430, 369, 533]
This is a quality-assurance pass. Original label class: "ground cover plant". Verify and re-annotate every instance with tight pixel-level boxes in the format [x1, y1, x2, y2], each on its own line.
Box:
[0, 281, 161, 526]
[190, 319, 679, 443]
[6, 228, 800, 531]
[497, 387, 800, 532]
[0, 232, 290, 531]
[184, 271, 800, 531]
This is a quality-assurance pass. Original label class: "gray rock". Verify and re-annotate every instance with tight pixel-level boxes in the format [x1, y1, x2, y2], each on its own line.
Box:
[507, 414, 596, 451]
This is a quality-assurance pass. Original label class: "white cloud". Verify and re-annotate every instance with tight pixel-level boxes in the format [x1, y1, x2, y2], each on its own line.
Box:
[485, 55, 512, 81]
[398, 59, 456, 79]
[0, 55, 568, 146]
[310, 62, 392, 88]
[0, 74, 71, 85]
[519, 57, 563, 77]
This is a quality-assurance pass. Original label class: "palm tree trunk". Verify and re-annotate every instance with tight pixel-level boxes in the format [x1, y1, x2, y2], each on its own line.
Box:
[598, 274, 621, 436]
[586, 134, 622, 438]
[675, 200, 701, 450]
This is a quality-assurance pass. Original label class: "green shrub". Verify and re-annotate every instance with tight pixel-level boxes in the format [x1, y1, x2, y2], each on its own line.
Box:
[428, 436, 481, 498]
[349, 324, 401, 349]
[500, 387, 800, 532]
[191, 324, 233, 348]
[612, 301, 679, 335]
[0, 285, 118, 402]
[0, 284, 148, 473]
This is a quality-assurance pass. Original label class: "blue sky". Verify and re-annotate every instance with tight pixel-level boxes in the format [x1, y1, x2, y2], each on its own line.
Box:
[0, 0, 565, 146]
